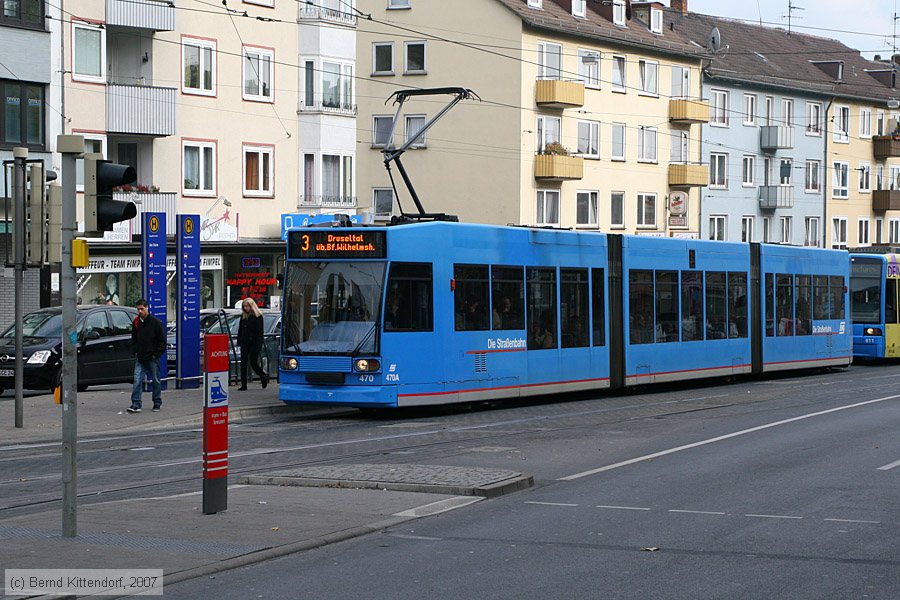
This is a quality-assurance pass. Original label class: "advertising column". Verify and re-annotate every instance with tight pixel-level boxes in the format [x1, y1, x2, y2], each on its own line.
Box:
[142, 212, 167, 384]
[203, 333, 229, 514]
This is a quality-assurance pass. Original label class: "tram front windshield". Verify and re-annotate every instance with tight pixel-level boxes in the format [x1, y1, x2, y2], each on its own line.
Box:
[851, 258, 882, 324]
[282, 262, 385, 355]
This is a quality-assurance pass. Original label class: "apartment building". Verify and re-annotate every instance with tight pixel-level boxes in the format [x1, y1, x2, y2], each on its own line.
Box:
[356, 0, 708, 236]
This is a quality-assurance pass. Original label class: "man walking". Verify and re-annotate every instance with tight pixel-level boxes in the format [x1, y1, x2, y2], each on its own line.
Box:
[129, 299, 166, 413]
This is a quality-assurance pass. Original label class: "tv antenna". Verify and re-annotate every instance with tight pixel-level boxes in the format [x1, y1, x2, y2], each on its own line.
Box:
[784, 0, 804, 35]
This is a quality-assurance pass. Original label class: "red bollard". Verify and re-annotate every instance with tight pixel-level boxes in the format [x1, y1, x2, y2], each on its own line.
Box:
[202, 334, 229, 514]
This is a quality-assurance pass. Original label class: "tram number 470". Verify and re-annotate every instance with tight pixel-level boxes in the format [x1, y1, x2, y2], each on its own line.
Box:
[358, 374, 375, 383]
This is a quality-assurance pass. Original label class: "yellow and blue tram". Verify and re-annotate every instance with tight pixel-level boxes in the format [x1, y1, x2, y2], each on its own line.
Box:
[850, 251, 900, 359]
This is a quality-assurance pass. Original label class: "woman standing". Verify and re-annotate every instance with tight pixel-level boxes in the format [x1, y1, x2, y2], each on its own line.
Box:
[237, 298, 269, 390]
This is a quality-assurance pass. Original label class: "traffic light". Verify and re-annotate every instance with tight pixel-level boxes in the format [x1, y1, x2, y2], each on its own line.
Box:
[83, 154, 137, 234]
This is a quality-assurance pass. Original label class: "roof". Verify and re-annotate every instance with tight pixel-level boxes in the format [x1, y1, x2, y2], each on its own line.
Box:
[668, 10, 897, 103]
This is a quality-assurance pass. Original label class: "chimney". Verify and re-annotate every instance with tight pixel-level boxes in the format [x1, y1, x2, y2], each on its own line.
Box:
[671, 0, 687, 14]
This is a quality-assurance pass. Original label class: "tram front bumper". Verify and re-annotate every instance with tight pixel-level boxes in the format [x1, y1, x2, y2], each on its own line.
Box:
[853, 335, 884, 359]
[279, 383, 398, 408]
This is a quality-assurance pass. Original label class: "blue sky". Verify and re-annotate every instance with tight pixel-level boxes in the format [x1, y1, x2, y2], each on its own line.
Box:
[687, 0, 898, 59]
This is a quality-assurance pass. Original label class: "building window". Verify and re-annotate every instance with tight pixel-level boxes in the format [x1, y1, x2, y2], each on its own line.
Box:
[709, 152, 728, 188]
[183, 140, 216, 196]
[877, 110, 886, 136]
[536, 190, 559, 225]
[780, 216, 792, 244]
[833, 105, 850, 142]
[858, 218, 871, 246]
[1, 80, 44, 150]
[764, 96, 773, 125]
[650, 8, 662, 33]
[322, 155, 353, 205]
[637, 193, 656, 228]
[611, 123, 625, 160]
[537, 115, 561, 152]
[742, 155, 755, 186]
[859, 163, 871, 192]
[612, 0, 625, 25]
[72, 21, 105, 84]
[832, 161, 849, 198]
[743, 94, 756, 125]
[182, 37, 216, 96]
[710, 89, 728, 126]
[243, 46, 274, 102]
[538, 41, 562, 80]
[610, 191, 624, 228]
[805, 217, 820, 247]
[578, 50, 600, 88]
[577, 120, 600, 158]
[806, 102, 822, 135]
[373, 188, 394, 218]
[709, 215, 726, 241]
[611, 56, 626, 91]
[831, 216, 848, 249]
[526, 0, 542, 7]
[372, 115, 394, 147]
[243, 145, 273, 197]
[405, 114, 426, 147]
[781, 99, 793, 127]
[638, 60, 658, 96]
[671, 66, 689, 99]
[373, 43, 394, 75]
[404, 41, 426, 73]
[779, 158, 792, 186]
[805, 159, 820, 192]
[762, 217, 771, 243]
[890, 218, 900, 244]
[670, 131, 688, 163]
[741, 216, 755, 242]
[388, 0, 411, 8]
[1, 0, 44, 28]
[312, 60, 353, 111]
[876, 218, 883, 245]
[572, 0, 586, 18]
[877, 164, 884, 190]
[860, 107, 872, 138]
[576, 191, 598, 227]
[637, 126, 657, 162]
[75, 135, 106, 191]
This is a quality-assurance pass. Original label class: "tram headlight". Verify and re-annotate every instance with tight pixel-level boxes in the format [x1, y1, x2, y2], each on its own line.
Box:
[281, 357, 298, 371]
[864, 327, 883, 336]
[354, 358, 381, 372]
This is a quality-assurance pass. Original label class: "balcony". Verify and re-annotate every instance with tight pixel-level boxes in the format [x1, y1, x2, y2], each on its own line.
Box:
[758, 186, 793, 210]
[534, 79, 584, 109]
[107, 84, 176, 136]
[534, 153, 583, 181]
[873, 136, 900, 160]
[667, 163, 707, 187]
[760, 126, 794, 151]
[298, 195, 358, 209]
[872, 189, 900, 211]
[106, 0, 175, 31]
[668, 99, 710, 124]
[298, 3, 357, 26]
[297, 100, 358, 117]
[114, 192, 177, 235]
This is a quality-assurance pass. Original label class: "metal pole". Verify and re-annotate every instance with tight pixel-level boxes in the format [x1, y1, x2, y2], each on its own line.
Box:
[12, 147, 27, 429]
[58, 135, 83, 538]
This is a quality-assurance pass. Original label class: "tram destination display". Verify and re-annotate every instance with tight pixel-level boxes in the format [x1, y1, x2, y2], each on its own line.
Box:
[288, 230, 387, 259]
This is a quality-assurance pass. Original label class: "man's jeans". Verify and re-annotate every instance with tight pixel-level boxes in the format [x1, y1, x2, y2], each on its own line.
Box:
[131, 357, 161, 408]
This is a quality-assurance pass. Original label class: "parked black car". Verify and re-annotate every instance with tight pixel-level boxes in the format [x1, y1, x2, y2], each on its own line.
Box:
[0, 305, 139, 393]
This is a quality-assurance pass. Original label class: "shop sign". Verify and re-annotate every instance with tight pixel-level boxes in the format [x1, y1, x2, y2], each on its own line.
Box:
[227, 271, 276, 308]
[77, 254, 223, 273]
[668, 216, 687, 228]
[200, 212, 238, 242]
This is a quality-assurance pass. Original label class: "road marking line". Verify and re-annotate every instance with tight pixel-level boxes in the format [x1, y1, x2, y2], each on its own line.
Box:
[824, 518, 881, 524]
[668, 509, 726, 515]
[877, 458, 900, 471]
[596, 505, 651, 511]
[746, 514, 803, 520]
[558, 394, 900, 481]
[393, 496, 483, 518]
[524, 501, 579, 507]
[388, 533, 443, 541]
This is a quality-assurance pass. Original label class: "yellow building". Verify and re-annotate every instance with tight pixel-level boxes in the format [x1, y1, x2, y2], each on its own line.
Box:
[356, 0, 707, 236]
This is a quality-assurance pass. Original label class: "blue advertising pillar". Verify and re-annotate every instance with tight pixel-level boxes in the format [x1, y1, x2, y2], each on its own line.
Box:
[177, 214, 201, 389]
[142, 212, 167, 385]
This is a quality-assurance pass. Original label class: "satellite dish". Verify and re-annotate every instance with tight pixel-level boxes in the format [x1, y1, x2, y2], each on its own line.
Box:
[708, 27, 721, 53]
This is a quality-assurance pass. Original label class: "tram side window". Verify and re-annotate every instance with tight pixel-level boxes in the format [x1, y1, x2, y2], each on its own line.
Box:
[655, 271, 678, 343]
[706, 272, 727, 339]
[527, 267, 557, 350]
[765, 273, 775, 337]
[591, 268, 606, 346]
[560, 269, 589, 348]
[384, 262, 433, 332]
[830, 276, 845, 319]
[813, 275, 829, 320]
[681, 271, 703, 341]
[629, 270, 654, 344]
[491, 265, 525, 330]
[776, 274, 794, 336]
[728, 272, 748, 338]
[454, 264, 489, 331]
[887, 279, 898, 324]
[795, 275, 812, 336]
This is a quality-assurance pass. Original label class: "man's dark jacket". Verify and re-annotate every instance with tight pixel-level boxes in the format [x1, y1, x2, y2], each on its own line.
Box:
[131, 314, 166, 363]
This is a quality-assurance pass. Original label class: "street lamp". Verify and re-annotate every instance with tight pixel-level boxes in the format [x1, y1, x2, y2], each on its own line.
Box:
[205, 195, 232, 216]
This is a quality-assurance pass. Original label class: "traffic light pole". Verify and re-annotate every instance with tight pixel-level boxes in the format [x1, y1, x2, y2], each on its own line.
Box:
[12, 148, 26, 429]
[58, 135, 84, 538]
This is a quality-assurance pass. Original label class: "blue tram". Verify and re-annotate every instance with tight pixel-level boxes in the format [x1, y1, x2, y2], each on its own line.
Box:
[849, 251, 900, 359]
[278, 223, 851, 408]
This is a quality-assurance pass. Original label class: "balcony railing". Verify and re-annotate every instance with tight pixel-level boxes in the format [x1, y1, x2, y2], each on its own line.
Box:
[872, 189, 900, 211]
[534, 153, 583, 180]
[534, 79, 584, 109]
[114, 191, 177, 235]
[667, 163, 707, 187]
[668, 98, 710, 124]
[760, 126, 794, 151]
[298, 194, 358, 209]
[298, 100, 358, 116]
[873, 136, 900, 160]
[298, 4, 357, 26]
[106, 0, 175, 31]
[758, 185, 793, 209]
[107, 84, 176, 136]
